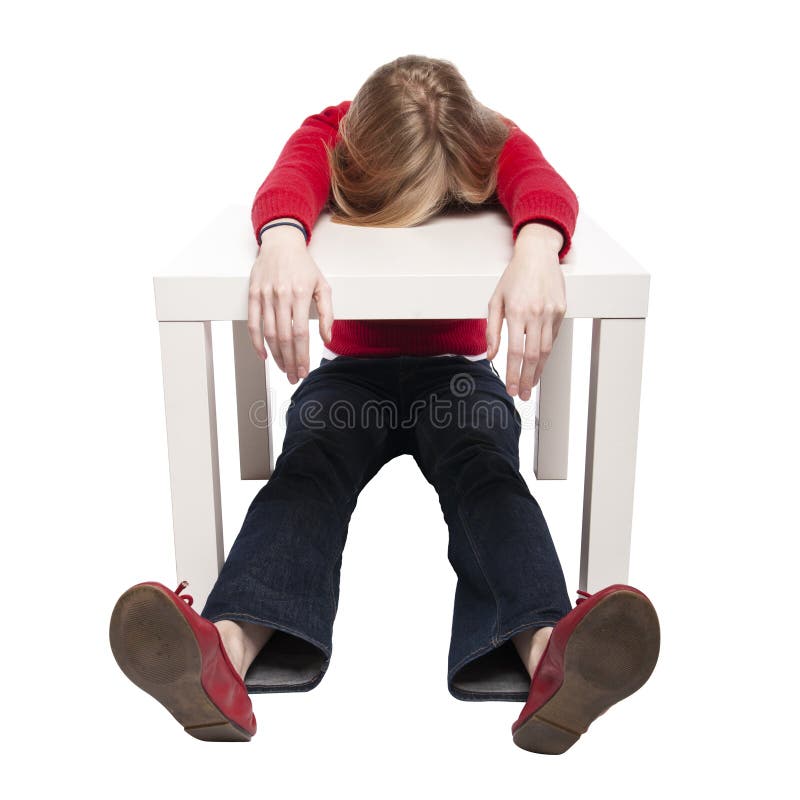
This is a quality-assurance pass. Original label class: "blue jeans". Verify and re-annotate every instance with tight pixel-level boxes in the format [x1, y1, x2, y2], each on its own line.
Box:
[201, 355, 573, 701]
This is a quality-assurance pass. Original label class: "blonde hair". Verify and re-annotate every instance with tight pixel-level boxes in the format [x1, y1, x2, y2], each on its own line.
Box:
[323, 55, 512, 229]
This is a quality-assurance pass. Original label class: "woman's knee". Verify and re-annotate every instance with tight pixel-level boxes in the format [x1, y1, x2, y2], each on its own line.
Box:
[271, 431, 363, 506]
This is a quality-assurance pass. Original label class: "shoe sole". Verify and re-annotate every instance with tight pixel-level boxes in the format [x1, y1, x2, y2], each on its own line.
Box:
[109, 584, 253, 742]
[512, 589, 660, 755]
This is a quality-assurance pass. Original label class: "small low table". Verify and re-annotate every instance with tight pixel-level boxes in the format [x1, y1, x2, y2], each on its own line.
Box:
[154, 205, 649, 611]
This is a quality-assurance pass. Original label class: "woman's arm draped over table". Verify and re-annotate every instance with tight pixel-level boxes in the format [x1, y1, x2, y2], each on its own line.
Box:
[494, 112, 579, 259]
[251, 101, 350, 246]
[251, 101, 578, 258]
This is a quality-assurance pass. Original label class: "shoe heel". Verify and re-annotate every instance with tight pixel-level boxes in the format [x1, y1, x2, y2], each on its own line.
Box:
[184, 720, 253, 742]
[512, 715, 580, 755]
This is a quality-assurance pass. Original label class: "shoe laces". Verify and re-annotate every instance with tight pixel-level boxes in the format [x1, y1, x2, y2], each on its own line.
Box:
[575, 589, 592, 606]
[174, 580, 194, 607]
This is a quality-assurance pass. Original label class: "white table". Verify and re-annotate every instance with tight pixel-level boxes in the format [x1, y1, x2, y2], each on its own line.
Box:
[154, 205, 649, 611]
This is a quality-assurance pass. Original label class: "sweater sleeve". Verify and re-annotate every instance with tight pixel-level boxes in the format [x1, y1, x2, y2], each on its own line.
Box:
[494, 114, 579, 260]
[251, 100, 351, 245]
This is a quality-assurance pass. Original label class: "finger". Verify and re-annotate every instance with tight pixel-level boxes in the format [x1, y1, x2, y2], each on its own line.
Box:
[315, 279, 334, 344]
[505, 316, 525, 396]
[532, 317, 553, 391]
[247, 289, 267, 360]
[552, 312, 564, 342]
[486, 293, 503, 360]
[541, 306, 566, 380]
[551, 294, 566, 336]
[274, 290, 296, 382]
[261, 294, 285, 372]
[291, 289, 311, 379]
[518, 321, 542, 400]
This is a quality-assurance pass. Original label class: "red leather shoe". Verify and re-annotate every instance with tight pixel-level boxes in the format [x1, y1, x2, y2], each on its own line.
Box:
[512, 583, 660, 755]
[109, 580, 257, 741]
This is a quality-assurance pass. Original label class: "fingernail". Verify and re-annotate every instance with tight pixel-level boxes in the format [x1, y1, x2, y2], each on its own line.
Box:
[298, 366, 307, 378]
[509, 384, 518, 395]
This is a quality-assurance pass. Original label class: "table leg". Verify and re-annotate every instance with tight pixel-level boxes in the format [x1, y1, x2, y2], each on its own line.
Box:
[534, 317, 573, 480]
[232, 321, 273, 480]
[158, 321, 223, 611]
[580, 317, 646, 593]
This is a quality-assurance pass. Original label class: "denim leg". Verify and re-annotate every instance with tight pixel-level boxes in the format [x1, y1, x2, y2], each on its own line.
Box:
[201, 357, 400, 694]
[409, 357, 573, 702]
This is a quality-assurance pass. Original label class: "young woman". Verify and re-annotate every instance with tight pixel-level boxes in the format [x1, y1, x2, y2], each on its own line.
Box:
[110, 55, 660, 754]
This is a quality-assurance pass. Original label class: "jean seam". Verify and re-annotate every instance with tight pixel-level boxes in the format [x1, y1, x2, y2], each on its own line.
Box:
[329, 555, 342, 618]
[328, 444, 392, 614]
[449, 642, 501, 679]
[456, 503, 502, 646]
[496, 616, 562, 643]
[414, 407, 503, 648]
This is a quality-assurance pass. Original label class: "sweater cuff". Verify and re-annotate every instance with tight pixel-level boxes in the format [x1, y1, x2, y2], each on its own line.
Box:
[512, 191, 578, 260]
[251, 189, 316, 244]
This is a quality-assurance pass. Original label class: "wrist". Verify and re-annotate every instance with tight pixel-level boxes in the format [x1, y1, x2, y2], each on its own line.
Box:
[515, 221, 564, 252]
[259, 218, 308, 246]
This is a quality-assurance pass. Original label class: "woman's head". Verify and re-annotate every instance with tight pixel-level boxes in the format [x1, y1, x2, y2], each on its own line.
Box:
[323, 55, 512, 229]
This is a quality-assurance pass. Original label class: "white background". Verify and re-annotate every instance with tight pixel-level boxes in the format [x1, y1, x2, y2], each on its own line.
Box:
[3, 0, 797, 796]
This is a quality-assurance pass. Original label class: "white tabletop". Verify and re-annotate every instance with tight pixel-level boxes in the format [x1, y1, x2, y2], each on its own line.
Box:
[154, 204, 648, 321]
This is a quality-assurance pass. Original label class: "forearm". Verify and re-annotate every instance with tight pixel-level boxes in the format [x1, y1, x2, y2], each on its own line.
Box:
[515, 221, 564, 253]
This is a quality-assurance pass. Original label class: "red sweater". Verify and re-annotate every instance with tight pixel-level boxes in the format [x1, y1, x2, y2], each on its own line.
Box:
[251, 100, 579, 358]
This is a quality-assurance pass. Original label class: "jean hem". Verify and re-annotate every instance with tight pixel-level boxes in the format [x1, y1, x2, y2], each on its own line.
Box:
[203, 609, 332, 693]
[493, 614, 565, 647]
[447, 615, 566, 703]
[202, 610, 332, 660]
[245, 666, 330, 695]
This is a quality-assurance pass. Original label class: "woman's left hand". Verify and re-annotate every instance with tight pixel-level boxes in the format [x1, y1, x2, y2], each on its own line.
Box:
[486, 223, 567, 400]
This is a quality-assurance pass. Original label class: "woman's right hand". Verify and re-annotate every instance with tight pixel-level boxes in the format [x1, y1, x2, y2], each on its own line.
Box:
[247, 220, 334, 383]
